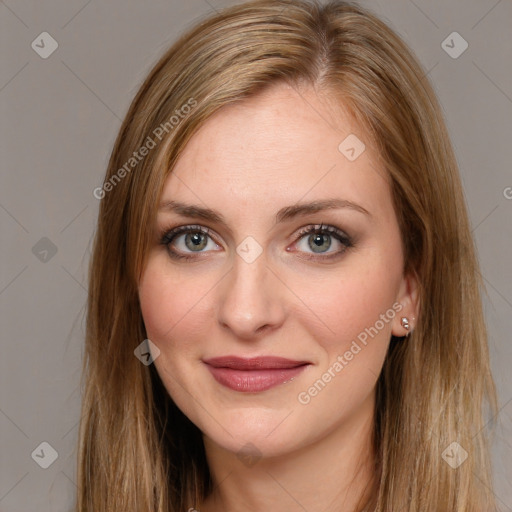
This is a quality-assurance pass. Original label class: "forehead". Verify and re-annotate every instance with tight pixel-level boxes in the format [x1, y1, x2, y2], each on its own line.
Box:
[160, 83, 392, 223]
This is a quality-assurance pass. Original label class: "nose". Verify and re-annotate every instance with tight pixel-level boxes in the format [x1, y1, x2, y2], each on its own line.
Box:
[215, 250, 286, 340]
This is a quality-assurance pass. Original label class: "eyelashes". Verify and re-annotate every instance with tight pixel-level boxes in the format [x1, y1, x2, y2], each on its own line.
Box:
[159, 223, 354, 262]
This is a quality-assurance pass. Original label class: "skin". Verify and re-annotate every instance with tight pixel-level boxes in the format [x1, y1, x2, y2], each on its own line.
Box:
[138, 82, 419, 512]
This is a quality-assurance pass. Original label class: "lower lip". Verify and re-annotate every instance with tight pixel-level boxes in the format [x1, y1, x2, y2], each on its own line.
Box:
[205, 365, 309, 392]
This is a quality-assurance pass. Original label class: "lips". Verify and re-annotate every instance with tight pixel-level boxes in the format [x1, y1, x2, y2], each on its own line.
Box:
[203, 356, 309, 370]
[203, 356, 310, 392]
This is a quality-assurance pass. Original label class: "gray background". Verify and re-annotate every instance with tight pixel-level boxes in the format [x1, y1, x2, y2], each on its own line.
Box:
[0, 0, 511, 510]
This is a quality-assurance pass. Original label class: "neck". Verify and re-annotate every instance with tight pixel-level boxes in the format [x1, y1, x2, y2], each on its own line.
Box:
[198, 392, 377, 512]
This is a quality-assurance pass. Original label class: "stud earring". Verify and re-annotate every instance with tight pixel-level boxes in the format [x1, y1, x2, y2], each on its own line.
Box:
[400, 317, 410, 330]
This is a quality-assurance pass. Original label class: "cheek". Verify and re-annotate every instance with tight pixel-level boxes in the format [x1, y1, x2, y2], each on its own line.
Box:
[138, 259, 216, 343]
[138, 261, 214, 400]
[292, 268, 399, 422]
[291, 260, 401, 353]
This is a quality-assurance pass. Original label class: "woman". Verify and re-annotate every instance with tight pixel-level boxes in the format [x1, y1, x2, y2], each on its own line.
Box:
[77, 1, 498, 510]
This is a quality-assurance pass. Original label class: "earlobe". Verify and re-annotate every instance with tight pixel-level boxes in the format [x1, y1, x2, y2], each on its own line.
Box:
[392, 271, 420, 337]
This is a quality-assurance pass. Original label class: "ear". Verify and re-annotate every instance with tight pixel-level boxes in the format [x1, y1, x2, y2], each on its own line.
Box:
[391, 270, 420, 337]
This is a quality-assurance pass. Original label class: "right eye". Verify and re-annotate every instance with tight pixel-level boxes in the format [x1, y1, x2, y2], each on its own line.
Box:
[160, 224, 222, 260]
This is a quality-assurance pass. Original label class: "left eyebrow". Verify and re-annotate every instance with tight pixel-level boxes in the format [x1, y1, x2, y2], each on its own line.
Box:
[158, 198, 372, 225]
[275, 199, 372, 222]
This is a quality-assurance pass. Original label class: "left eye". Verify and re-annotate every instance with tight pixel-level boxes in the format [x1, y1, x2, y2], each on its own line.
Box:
[292, 225, 352, 257]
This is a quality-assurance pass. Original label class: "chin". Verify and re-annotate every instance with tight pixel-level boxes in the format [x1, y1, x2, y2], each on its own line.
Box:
[200, 409, 312, 461]
[207, 430, 299, 461]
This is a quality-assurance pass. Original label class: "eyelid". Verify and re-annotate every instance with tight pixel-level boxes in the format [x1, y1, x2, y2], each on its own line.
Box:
[293, 223, 350, 240]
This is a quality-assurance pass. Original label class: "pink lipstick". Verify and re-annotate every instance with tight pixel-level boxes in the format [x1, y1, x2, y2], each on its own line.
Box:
[203, 356, 310, 392]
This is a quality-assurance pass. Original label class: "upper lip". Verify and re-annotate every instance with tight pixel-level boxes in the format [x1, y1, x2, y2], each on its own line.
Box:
[203, 356, 310, 370]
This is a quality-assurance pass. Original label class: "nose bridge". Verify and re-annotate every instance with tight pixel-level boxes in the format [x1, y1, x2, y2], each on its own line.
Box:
[216, 248, 285, 338]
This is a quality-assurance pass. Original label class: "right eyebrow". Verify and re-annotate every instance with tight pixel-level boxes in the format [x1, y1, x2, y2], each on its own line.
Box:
[158, 201, 226, 224]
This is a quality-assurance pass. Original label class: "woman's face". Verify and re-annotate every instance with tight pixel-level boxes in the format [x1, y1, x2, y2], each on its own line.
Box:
[138, 82, 417, 458]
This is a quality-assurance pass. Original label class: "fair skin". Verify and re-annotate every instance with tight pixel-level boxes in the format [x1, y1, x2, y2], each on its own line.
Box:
[138, 82, 419, 512]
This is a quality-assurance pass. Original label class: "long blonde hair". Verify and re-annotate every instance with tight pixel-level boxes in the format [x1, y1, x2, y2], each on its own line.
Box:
[77, 1, 498, 510]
